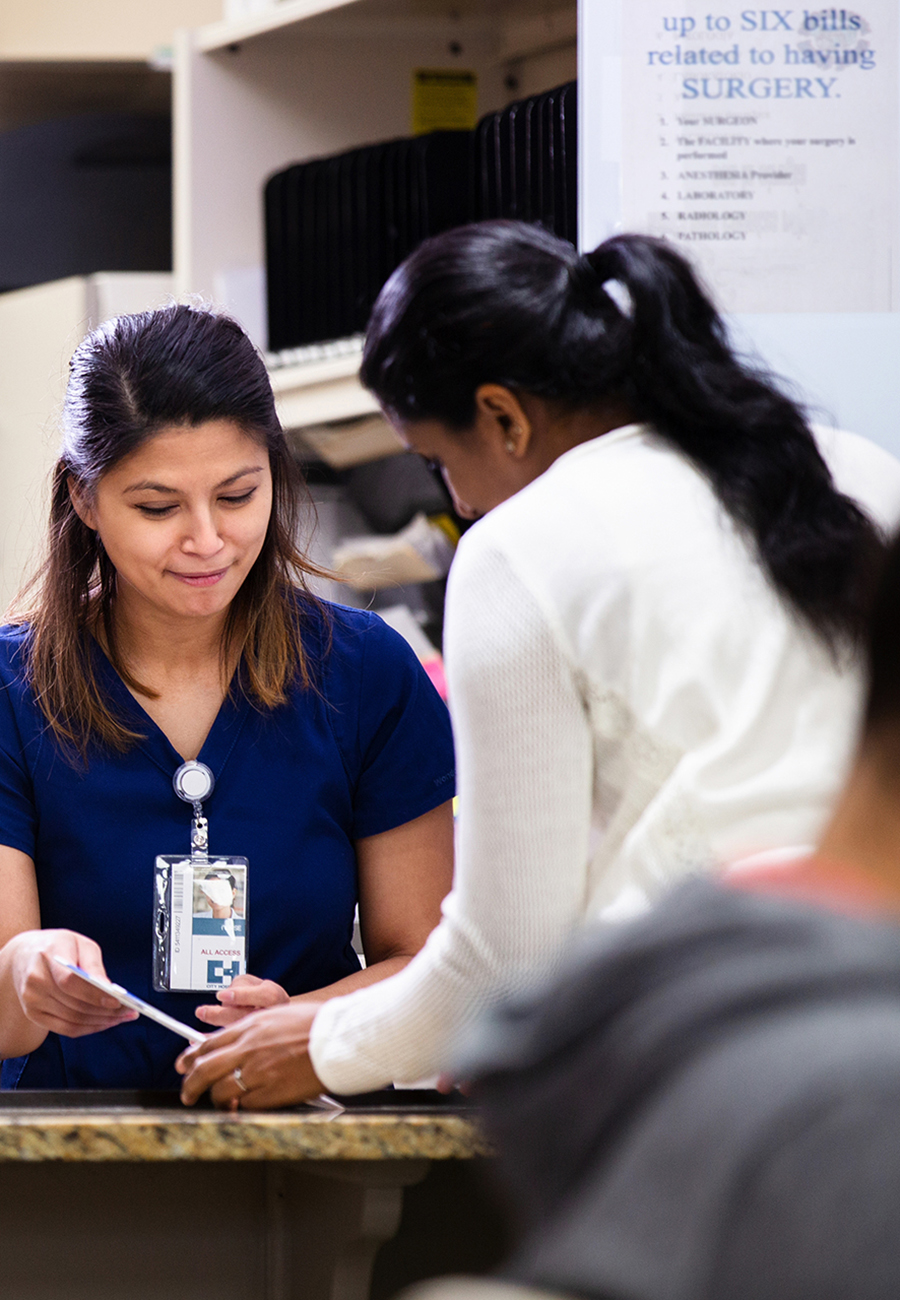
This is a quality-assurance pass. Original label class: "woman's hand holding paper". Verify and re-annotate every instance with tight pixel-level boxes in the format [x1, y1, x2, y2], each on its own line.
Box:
[8, 929, 138, 1039]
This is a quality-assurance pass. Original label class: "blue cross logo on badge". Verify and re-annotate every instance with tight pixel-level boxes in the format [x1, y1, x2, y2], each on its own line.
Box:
[207, 958, 242, 985]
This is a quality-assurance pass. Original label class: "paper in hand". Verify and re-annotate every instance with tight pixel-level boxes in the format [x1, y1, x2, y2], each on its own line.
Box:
[54, 958, 206, 1045]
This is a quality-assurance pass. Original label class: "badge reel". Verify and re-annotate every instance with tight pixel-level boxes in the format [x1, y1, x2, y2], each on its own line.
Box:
[152, 760, 249, 994]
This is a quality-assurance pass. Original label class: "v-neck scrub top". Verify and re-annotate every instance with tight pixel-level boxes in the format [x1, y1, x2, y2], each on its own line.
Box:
[0, 600, 455, 1090]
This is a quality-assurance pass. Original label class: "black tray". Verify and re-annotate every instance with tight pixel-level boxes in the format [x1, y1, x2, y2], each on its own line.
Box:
[0, 1090, 213, 1110]
[0, 1087, 474, 1113]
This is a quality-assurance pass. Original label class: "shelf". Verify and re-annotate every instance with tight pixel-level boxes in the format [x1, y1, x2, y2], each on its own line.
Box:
[197, 0, 359, 53]
[174, 7, 510, 308]
[197, 0, 573, 54]
[175, 0, 575, 337]
[269, 349, 380, 430]
[0, 0, 218, 63]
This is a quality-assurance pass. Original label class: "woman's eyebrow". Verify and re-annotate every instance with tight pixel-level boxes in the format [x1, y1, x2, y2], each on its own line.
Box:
[217, 466, 266, 488]
[124, 466, 266, 494]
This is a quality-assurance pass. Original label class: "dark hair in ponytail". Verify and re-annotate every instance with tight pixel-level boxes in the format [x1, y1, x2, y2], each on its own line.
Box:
[362, 220, 883, 652]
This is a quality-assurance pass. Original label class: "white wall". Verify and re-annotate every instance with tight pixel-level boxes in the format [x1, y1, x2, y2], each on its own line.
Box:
[0, 0, 220, 60]
[729, 314, 900, 461]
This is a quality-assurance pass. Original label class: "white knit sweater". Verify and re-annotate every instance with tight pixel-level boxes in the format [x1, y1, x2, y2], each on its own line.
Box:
[310, 423, 900, 1093]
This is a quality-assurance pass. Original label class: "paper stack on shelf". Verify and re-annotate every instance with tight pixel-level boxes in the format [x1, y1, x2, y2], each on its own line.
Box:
[332, 512, 457, 590]
[293, 414, 404, 469]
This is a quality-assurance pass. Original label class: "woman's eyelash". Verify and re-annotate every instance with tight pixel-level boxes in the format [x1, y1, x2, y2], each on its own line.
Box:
[136, 504, 176, 517]
[136, 489, 256, 517]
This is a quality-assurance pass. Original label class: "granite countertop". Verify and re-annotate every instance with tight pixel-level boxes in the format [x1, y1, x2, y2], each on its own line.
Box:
[0, 1094, 490, 1163]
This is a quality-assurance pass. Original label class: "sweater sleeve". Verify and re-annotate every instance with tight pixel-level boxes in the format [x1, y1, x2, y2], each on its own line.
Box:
[309, 530, 594, 1093]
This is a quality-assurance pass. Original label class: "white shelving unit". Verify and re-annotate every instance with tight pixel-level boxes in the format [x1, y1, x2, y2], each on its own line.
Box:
[269, 347, 375, 428]
[174, 0, 577, 434]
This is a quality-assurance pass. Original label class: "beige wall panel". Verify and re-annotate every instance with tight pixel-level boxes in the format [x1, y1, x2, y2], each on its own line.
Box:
[0, 0, 221, 61]
[0, 272, 173, 614]
[0, 277, 86, 613]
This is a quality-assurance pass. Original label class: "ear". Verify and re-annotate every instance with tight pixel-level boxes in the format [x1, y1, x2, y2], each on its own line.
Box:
[67, 476, 97, 531]
[473, 384, 533, 459]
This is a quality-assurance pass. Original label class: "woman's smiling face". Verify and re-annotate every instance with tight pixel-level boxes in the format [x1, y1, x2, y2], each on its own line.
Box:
[70, 419, 274, 630]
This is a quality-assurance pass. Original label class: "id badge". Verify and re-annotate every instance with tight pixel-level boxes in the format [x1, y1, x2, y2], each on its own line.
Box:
[153, 856, 249, 992]
[152, 760, 249, 993]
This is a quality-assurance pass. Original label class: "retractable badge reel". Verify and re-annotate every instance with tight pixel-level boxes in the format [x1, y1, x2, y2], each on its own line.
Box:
[152, 761, 249, 994]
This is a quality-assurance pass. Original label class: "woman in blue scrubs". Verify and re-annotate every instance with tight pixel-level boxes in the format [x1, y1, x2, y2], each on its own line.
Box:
[0, 304, 455, 1090]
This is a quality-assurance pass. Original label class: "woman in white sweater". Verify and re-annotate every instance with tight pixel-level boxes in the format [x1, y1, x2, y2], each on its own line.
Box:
[178, 222, 900, 1107]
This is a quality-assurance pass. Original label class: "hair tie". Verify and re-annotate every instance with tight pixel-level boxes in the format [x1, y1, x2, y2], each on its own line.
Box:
[601, 279, 634, 320]
[567, 258, 633, 322]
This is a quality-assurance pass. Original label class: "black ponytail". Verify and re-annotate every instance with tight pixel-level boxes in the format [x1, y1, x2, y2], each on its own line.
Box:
[362, 220, 884, 651]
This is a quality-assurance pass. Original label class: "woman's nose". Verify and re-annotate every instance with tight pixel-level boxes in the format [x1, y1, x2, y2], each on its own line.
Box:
[181, 510, 224, 555]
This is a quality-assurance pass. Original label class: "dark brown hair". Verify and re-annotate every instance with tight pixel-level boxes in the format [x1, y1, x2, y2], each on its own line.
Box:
[14, 303, 328, 755]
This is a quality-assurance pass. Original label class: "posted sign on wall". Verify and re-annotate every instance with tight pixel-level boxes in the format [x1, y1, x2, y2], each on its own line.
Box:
[617, 4, 898, 311]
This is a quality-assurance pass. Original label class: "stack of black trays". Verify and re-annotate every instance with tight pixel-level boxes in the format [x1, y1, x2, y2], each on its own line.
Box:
[265, 131, 473, 352]
[264, 80, 576, 353]
[474, 81, 576, 245]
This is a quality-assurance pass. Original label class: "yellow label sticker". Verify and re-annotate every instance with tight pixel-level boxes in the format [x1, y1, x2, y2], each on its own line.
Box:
[412, 68, 478, 136]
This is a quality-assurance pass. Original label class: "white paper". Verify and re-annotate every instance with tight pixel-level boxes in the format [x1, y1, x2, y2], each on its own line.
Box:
[54, 958, 206, 1045]
[619, 1, 899, 311]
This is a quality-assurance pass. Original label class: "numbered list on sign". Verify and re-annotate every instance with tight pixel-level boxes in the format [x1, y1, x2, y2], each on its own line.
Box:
[621, 3, 898, 311]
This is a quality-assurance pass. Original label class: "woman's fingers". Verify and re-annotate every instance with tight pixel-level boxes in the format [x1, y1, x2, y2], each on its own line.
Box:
[216, 978, 289, 1008]
[176, 1019, 244, 1076]
[221, 973, 264, 992]
[11, 930, 136, 1035]
[37, 1008, 137, 1038]
[179, 1041, 246, 1105]
[207, 1070, 317, 1112]
[43, 967, 121, 1015]
[195, 977, 289, 1027]
[202, 1045, 323, 1110]
[194, 1004, 248, 1027]
[177, 1002, 323, 1108]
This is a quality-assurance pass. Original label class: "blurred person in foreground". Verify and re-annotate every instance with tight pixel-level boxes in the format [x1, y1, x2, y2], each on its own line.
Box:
[449, 526, 900, 1300]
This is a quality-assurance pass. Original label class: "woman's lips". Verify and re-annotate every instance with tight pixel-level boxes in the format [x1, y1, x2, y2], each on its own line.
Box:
[170, 568, 229, 588]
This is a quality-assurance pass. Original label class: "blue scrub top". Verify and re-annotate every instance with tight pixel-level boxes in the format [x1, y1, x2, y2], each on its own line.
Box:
[0, 600, 455, 1090]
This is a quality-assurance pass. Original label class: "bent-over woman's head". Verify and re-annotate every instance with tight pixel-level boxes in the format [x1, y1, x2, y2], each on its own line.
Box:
[21, 303, 325, 754]
[362, 220, 883, 653]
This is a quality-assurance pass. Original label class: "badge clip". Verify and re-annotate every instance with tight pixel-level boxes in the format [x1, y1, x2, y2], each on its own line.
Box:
[173, 760, 215, 862]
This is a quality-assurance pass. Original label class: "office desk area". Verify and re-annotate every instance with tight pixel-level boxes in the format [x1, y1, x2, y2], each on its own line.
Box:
[0, 1091, 494, 1300]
